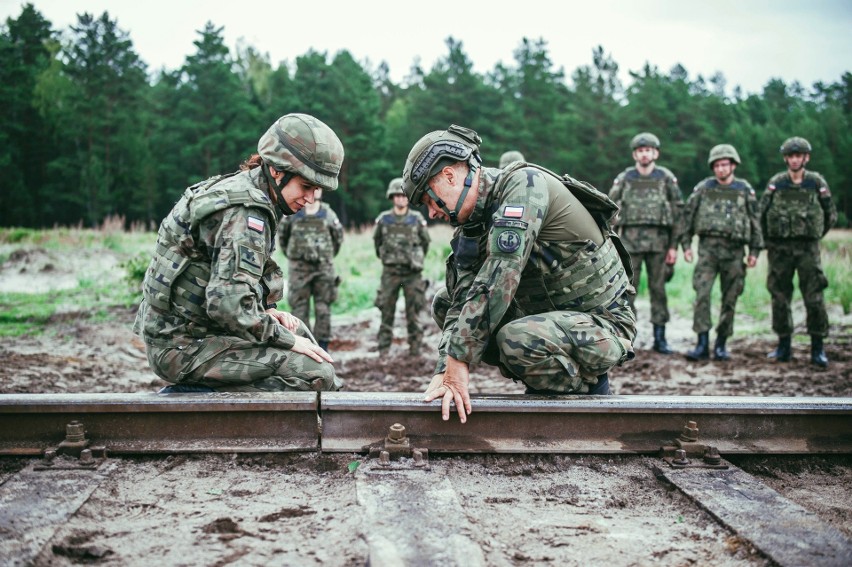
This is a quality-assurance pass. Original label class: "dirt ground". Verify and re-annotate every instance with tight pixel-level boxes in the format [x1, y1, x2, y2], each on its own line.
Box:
[1, 244, 851, 565]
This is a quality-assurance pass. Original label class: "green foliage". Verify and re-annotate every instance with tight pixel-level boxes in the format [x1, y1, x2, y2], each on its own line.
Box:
[0, 291, 55, 336]
[121, 252, 149, 287]
[1, 4, 849, 231]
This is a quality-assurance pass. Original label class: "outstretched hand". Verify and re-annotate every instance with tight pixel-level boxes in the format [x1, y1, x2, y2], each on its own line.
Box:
[423, 356, 472, 423]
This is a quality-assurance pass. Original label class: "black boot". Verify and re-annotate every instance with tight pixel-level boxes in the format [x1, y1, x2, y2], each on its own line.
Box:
[652, 324, 673, 355]
[685, 332, 710, 361]
[810, 335, 829, 368]
[587, 373, 611, 395]
[713, 336, 730, 361]
[318, 340, 329, 352]
[767, 336, 791, 362]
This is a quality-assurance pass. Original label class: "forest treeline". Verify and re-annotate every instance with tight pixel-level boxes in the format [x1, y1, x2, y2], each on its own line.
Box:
[1, 4, 850, 229]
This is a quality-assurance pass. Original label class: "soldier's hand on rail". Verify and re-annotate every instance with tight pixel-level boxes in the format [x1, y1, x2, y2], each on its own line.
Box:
[266, 308, 301, 332]
[423, 356, 472, 423]
[746, 255, 758, 268]
[683, 249, 694, 263]
[291, 335, 334, 364]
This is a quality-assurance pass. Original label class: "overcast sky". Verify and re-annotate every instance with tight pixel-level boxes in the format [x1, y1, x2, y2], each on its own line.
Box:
[2, 0, 850, 94]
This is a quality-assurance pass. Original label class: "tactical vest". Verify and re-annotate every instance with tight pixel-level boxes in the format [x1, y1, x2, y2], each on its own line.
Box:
[449, 162, 631, 315]
[286, 206, 335, 263]
[142, 172, 277, 325]
[764, 173, 825, 239]
[377, 212, 425, 270]
[694, 180, 751, 242]
[618, 169, 674, 227]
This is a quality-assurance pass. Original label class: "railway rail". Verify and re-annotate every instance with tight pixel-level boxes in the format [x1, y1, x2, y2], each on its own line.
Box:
[2, 392, 850, 456]
[2, 392, 851, 566]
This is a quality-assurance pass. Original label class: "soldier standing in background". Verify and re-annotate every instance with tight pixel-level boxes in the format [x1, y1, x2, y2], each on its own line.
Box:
[278, 188, 344, 352]
[499, 150, 525, 169]
[609, 132, 682, 354]
[401, 124, 635, 423]
[681, 144, 762, 361]
[760, 137, 837, 367]
[134, 113, 344, 392]
[373, 178, 431, 356]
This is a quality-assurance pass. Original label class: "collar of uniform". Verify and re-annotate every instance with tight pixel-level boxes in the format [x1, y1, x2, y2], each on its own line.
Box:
[464, 167, 499, 226]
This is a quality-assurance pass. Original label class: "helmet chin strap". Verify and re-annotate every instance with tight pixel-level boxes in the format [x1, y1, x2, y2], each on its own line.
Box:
[426, 156, 481, 227]
[262, 163, 295, 216]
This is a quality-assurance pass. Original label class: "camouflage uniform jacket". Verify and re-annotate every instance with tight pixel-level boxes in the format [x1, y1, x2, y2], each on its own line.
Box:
[436, 164, 632, 374]
[133, 168, 293, 349]
[609, 166, 682, 252]
[680, 176, 763, 254]
[759, 169, 836, 242]
[278, 202, 343, 264]
[372, 208, 430, 271]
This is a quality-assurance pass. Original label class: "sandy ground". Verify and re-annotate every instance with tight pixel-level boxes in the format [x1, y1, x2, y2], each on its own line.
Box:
[1, 243, 851, 565]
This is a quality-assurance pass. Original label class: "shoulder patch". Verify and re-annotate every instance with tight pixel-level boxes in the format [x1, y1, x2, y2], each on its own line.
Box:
[237, 244, 263, 277]
[496, 230, 522, 253]
[247, 216, 265, 233]
[503, 205, 524, 218]
[768, 184, 776, 191]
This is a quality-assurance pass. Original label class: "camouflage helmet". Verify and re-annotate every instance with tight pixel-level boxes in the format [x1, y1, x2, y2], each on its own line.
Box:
[257, 113, 344, 191]
[401, 124, 482, 205]
[707, 144, 741, 167]
[386, 177, 405, 199]
[630, 132, 661, 150]
[499, 150, 525, 168]
[779, 136, 812, 155]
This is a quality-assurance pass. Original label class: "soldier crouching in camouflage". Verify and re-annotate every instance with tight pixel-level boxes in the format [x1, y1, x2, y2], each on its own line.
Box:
[680, 144, 762, 362]
[609, 132, 683, 354]
[133, 114, 345, 392]
[401, 125, 636, 423]
[373, 178, 431, 356]
[760, 137, 837, 367]
[278, 187, 343, 352]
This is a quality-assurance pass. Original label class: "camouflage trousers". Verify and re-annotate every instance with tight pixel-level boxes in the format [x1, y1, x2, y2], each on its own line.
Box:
[376, 267, 427, 352]
[626, 250, 671, 325]
[432, 288, 636, 393]
[288, 259, 337, 342]
[691, 236, 746, 337]
[766, 239, 829, 337]
[144, 322, 341, 392]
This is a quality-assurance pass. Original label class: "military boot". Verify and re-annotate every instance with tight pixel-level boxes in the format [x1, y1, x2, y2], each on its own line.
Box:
[767, 336, 791, 362]
[652, 324, 673, 355]
[685, 332, 710, 361]
[587, 373, 611, 395]
[318, 340, 329, 352]
[158, 383, 215, 393]
[713, 336, 730, 361]
[810, 335, 829, 368]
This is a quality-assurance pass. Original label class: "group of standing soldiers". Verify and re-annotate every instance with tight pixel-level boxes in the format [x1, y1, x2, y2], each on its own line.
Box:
[608, 133, 836, 367]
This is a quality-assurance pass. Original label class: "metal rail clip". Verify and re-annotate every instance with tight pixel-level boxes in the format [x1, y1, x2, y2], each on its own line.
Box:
[367, 423, 429, 470]
[35, 420, 108, 471]
[660, 420, 729, 470]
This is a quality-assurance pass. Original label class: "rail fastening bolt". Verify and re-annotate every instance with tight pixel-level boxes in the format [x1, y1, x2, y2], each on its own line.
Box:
[673, 449, 690, 465]
[388, 423, 406, 441]
[413, 450, 425, 467]
[379, 450, 391, 467]
[703, 446, 722, 466]
[65, 421, 86, 442]
[680, 420, 699, 442]
[80, 448, 93, 464]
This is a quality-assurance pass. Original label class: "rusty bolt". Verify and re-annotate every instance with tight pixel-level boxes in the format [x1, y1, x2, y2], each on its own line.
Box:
[680, 420, 699, 442]
[703, 446, 722, 466]
[43, 448, 57, 461]
[379, 450, 391, 466]
[673, 449, 690, 465]
[65, 421, 86, 443]
[80, 449, 94, 464]
[413, 450, 425, 467]
[388, 423, 406, 441]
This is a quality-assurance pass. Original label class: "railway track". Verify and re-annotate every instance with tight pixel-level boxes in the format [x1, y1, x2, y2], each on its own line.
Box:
[2, 392, 851, 566]
[2, 392, 850, 456]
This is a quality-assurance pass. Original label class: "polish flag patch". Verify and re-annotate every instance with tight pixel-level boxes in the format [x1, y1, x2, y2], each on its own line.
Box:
[247, 216, 265, 233]
[503, 205, 524, 218]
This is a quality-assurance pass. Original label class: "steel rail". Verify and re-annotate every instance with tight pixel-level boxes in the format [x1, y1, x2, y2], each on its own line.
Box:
[1, 392, 850, 455]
